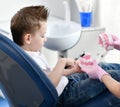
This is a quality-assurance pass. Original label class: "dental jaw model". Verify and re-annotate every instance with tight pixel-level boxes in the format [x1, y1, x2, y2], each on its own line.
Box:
[97, 33, 114, 62]
[78, 53, 109, 81]
[79, 53, 93, 65]
[98, 33, 114, 51]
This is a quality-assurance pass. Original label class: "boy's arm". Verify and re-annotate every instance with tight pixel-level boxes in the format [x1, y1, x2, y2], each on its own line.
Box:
[48, 58, 80, 87]
[102, 75, 120, 98]
[48, 58, 66, 87]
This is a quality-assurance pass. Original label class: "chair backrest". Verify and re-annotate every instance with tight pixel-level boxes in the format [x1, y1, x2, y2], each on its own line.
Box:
[0, 30, 58, 107]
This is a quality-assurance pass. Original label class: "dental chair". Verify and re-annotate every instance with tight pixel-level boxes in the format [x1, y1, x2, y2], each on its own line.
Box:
[0, 31, 58, 107]
[0, 30, 120, 107]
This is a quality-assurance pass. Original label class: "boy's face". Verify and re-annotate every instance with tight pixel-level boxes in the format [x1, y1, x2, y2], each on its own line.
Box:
[26, 21, 47, 51]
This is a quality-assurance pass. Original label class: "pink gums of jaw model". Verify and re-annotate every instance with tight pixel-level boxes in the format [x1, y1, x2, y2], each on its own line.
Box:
[98, 33, 114, 51]
[80, 53, 93, 65]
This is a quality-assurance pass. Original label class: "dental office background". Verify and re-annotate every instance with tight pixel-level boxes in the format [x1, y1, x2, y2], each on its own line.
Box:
[0, 0, 120, 67]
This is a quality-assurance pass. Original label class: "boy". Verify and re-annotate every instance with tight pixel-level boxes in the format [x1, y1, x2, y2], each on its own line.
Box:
[10, 5, 120, 107]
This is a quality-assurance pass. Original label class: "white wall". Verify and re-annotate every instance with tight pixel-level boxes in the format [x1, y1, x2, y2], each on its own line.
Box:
[100, 0, 120, 35]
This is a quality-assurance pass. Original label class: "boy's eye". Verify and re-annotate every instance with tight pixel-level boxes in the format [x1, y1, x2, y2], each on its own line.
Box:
[40, 35, 45, 38]
[41, 33, 47, 38]
[40, 32, 47, 38]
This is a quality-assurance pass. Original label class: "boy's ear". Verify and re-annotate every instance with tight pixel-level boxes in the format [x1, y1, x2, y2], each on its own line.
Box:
[24, 34, 31, 44]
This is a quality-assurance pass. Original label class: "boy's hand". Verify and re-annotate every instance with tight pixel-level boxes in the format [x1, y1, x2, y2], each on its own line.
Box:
[78, 53, 109, 81]
[64, 58, 76, 69]
[73, 61, 82, 73]
[62, 58, 82, 76]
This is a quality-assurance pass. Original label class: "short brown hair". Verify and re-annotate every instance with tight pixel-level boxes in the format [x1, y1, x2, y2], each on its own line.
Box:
[11, 5, 49, 46]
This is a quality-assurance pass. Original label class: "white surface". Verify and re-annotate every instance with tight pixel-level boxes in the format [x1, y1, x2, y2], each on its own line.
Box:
[63, 1, 71, 23]
[100, 0, 120, 35]
[0, 0, 42, 21]
[104, 50, 120, 64]
[44, 16, 81, 51]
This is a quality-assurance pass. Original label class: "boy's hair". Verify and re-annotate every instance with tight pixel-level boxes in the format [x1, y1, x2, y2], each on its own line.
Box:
[11, 5, 49, 46]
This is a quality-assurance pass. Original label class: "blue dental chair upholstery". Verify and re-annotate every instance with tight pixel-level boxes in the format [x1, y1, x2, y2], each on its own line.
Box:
[0, 30, 120, 107]
[0, 31, 58, 107]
